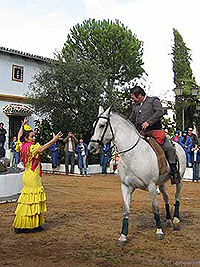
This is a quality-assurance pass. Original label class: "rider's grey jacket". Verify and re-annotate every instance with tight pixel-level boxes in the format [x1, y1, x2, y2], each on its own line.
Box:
[129, 96, 164, 131]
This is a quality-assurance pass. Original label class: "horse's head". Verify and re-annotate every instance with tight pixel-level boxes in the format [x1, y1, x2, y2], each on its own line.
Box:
[88, 106, 114, 154]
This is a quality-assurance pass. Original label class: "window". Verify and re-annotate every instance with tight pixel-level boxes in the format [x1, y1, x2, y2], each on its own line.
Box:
[12, 65, 24, 82]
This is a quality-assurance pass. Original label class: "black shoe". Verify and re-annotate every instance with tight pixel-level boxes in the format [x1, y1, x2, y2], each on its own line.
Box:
[33, 226, 45, 232]
[14, 228, 32, 234]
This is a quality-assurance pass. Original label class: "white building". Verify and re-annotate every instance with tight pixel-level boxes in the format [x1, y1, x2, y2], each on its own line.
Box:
[0, 46, 49, 157]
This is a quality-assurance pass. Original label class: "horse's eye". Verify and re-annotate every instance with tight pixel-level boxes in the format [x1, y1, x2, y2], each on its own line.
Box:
[99, 125, 105, 129]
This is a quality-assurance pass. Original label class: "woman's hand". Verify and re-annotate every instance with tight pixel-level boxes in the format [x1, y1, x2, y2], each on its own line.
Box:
[21, 117, 28, 126]
[53, 131, 63, 141]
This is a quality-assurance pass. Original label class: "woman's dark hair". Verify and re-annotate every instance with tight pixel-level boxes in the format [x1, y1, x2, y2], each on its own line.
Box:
[130, 86, 146, 97]
[20, 130, 33, 142]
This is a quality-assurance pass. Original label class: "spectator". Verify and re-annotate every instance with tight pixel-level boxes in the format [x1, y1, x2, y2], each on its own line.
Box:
[100, 143, 110, 174]
[76, 138, 89, 176]
[10, 136, 19, 169]
[188, 127, 198, 146]
[191, 144, 200, 182]
[0, 122, 7, 149]
[110, 149, 119, 174]
[49, 133, 60, 173]
[172, 131, 181, 143]
[63, 132, 78, 175]
[179, 130, 193, 167]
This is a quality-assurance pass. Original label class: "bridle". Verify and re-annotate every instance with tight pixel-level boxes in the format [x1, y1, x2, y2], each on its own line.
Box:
[90, 115, 115, 146]
[91, 113, 140, 155]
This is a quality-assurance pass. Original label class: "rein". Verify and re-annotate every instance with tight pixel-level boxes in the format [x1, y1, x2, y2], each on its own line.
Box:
[91, 113, 140, 155]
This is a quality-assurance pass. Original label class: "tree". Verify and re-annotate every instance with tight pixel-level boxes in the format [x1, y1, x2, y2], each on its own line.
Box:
[171, 28, 199, 129]
[28, 59, 105, 144]
[62, 19, 145, 108]
[28, 18, 145, 153]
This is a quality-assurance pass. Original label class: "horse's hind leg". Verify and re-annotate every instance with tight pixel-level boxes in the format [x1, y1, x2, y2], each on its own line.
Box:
[173, 181, 183, 230]
[159, 184, 173, 227]
[148, 182, 164, 240]
[116, 183, 134, 246]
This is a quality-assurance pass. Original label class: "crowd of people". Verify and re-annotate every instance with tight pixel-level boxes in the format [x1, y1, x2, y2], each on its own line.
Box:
[172, 128, 200, 182]
[0, 119, 119, 176]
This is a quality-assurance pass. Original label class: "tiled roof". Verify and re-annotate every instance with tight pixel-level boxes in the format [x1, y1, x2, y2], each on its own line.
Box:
[0, 46, 52, 62]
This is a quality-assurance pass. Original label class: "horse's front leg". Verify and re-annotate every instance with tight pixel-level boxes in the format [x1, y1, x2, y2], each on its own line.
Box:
[173, 181, 183, 230]
[116, 183, 134, 246]
[148, 182, 164, 240]
[159, 184, 173, 228]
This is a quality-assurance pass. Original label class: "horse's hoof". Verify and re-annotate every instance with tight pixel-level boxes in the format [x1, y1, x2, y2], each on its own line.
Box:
[116, 234, 128, 246]
[156, 228, 164, 240]
[156, 233, 164, 240]
[116, 239, 128, 246]
[164, 219, 173, 228]
[173, 217, 181, 231]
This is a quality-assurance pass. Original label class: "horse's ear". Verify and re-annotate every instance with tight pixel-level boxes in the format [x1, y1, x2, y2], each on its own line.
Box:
[104, 107, 112, 117]
[98, 106, 104, 115]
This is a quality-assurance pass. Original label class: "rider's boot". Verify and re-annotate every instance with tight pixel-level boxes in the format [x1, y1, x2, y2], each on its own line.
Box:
[169, 163, 181, 185]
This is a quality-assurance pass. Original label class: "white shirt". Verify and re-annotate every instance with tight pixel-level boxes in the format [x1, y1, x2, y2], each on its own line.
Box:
[68, 138, 73, 152]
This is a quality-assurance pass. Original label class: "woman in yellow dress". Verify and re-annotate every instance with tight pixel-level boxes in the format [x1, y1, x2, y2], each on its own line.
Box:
[13, 118, 62, 233]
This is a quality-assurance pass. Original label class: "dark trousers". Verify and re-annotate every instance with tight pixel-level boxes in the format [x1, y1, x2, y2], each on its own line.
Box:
[193, 162, 199, 182]
[162, 137, 176, 164]
[102, 155, 109, 174]
[65, 151, 75, 174]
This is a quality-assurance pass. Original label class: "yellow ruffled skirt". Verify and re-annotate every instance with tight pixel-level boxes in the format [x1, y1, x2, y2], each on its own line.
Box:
[13, 165, 47, 229]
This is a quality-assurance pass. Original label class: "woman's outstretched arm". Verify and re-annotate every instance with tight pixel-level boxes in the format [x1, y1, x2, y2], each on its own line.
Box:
[18, 117, 28, 140]
[37, 131, 63, 153]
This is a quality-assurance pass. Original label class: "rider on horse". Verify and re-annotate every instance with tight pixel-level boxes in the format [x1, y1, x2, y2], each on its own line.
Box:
[129, 85, 181, 185]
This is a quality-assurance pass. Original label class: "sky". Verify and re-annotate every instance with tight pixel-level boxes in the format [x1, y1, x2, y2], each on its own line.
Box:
[0, 0, 200, 100]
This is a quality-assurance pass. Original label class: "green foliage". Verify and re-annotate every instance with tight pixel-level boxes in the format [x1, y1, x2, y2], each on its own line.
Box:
[63, 19, 144, 83]
[34, 119, 53, 163]
[62, 19, 145, 106]
[162, 117, 176, 136]
[172, 28, 200, 129]
[28, 59, 105, 144]
[172, 28, 196, 89]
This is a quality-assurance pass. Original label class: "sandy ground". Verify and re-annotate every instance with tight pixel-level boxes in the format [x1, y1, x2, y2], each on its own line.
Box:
[0, 173, 200, 267]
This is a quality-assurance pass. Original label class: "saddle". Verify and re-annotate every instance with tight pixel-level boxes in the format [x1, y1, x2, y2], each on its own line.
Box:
[147, 137, 168, 175]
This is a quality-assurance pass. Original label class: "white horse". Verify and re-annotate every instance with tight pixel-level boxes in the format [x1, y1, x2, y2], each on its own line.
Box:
[88, 107, 186, 245]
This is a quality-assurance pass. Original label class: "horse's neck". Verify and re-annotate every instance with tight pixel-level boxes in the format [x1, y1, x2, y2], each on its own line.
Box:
[110, 114, 139, 152]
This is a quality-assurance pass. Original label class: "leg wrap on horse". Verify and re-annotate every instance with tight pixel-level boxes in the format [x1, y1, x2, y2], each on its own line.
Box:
[154, 213, 162, 229]
[121, 217, 129, 236]
[165, 203, 171, 219]
[174, 201, 180, 218]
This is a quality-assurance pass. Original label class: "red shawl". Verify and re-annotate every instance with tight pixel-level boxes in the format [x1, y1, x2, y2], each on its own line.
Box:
[20, 142, 42, 177]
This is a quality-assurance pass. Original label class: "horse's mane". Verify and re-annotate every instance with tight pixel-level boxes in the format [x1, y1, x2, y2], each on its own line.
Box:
[111, 111, 141, 137]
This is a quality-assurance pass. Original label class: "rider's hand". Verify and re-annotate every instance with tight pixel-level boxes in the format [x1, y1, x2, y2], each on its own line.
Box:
[142, 122, 149, 130]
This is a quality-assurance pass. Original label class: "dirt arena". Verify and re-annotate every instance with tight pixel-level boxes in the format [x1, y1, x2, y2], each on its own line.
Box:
[1, 173, 200, 267]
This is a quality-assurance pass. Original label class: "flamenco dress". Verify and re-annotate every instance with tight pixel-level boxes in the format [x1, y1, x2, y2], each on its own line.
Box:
[13, 142, 47, 232]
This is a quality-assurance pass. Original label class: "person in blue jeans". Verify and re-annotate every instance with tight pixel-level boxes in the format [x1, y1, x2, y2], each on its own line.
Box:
[179, 130, 193, 167]
[49, 138, 60, 173]
[76, 138, 89, 175]
[191, 144, 200, 182]
[10, 136, 19, 169]
[100, 143, 110, 174]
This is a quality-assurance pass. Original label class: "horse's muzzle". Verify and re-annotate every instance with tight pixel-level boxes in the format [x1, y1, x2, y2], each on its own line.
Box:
[88, 142, 100, 154]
